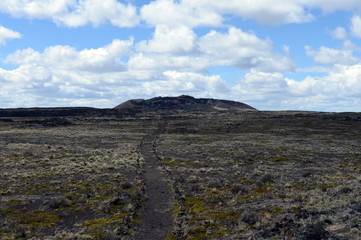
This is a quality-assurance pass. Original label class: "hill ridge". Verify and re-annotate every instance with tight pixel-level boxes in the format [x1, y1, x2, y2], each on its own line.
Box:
[114, 95, 257, 112]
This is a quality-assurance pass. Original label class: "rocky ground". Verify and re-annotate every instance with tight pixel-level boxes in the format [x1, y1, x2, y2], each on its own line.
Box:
[0, 110, 360, 239]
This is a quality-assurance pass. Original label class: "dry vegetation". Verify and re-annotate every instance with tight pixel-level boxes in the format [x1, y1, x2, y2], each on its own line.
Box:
[0, 110, 360, 239]
[0, 116, 152, 239]
[158, 111, 361, 240]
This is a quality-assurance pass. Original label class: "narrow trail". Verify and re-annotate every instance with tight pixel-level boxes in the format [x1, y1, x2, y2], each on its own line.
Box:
[135, 123, 173, 240]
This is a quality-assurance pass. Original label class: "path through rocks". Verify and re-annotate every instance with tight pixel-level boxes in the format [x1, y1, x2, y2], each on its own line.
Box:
[134, 123, 173, 240]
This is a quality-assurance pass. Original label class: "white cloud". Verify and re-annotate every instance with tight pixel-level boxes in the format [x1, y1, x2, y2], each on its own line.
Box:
[56, 0, 139, 27]
[328, 65, 361, 96]
[0, 64, 51, 85]
[140, 0, 223, 28]
[141, 0, 315, 27]
[163, 71, 230, 94]
[187, 0, 314, 25]
[1, 18, 361, 111]
[141, 71, 230, 98]
[283, 45, 291, 55]
[0, 0, 70, 18]
[230, 64, 361, 111]
[0, 39, 138, 107]
[2, 0, 361, 30]
[0, 24, 296, 108]
[342, 40, 361, 51]
[132, 27, 293, 73]
[305, 45, 359, 65]
[330, 26, 347, 39]
[139, 0, 361, 28]
[128, 54, 209, 72]
[283, 64, 361, 109]
[3, 0, 361, 30]
[198, 27, 294, 72]
[136, 25, 197, 54]
[243, 71, 288, 93]
[351, 15, 361, 38]
[232, 71, 289, 106]
[199, 28, 269, 57]
[2, 53, 361, 111]
[6, 39, 133, 73]
[0, 0, 139, 27]
[300, 0, 361, 13]
[0, 26, 21, 45]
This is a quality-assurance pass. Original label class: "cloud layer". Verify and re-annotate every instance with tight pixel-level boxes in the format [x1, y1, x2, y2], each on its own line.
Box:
[2, 0, 361, 28]
[1, 0, 361, 111]
[1, 33, 361, 111]
[0, 0, 138, 27]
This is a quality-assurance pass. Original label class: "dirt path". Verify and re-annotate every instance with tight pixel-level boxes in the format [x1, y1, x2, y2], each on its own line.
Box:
[134, 123, 173, 240]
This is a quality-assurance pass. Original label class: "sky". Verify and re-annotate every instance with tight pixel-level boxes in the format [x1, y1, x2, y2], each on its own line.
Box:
[1, 1, 361, 111]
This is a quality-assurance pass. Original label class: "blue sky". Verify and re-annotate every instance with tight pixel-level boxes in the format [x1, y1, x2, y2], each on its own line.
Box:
[1, 1, 361, 111]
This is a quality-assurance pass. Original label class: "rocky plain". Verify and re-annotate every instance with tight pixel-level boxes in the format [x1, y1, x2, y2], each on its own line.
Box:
[0, 96, 360, 239]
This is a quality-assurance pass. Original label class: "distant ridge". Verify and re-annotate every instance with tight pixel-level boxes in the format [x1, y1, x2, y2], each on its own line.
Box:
[114, 95, 257, 112]
[0, 96, 256, 118]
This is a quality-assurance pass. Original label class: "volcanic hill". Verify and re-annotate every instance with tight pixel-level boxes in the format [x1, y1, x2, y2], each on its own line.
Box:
[114, 95, 257, 112]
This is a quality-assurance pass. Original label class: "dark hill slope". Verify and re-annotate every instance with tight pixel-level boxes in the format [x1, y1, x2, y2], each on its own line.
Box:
[114, 95, 257, 112]
[0, 96, 256, 118]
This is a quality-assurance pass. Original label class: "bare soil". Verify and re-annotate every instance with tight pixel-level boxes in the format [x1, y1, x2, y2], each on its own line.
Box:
[135, 123, 173, 240]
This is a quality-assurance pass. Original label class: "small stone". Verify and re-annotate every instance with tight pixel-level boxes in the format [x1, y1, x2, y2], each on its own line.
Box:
[325, 224, 348, 233]
[122, 181, 133, 189]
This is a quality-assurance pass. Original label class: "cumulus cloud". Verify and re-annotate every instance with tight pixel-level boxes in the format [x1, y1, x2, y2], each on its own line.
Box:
[2, 0, 361, 29]
[140, 0, 315, 27]
[305, 45, 359, 65]
[0, 0, 315, 28]
[140, 0, 223, 28]
[231, 71, 290, 109]
[142, 71, 230, 97]
[0, 39, 137, 107]
[301, 0, 361, 13]
[132, 27, 293, 73]
[139, 0, 361, 27]
[286, 64, 361, 102]
[128, 54, 209, 72]
[231, 65, 361, 111]
[0, 64, 51, 85]
[56, 0, 139, 27]
[243, 71, 288, 94]
[0, 0, 139, 27]
[0, 0, 70, 18]
[0, 26, 21, 45]
[1, 1, 361, 111]
[330, 26, 347, 39]
[136, 25, 197, 53]
[198, 27, 294, 72]
[350, 15, 361, 38]
[188, 0, 314, 25]
[6, 39, 133, 73]
[0, 24, 296, 108]
[2, 49, 361, 111]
